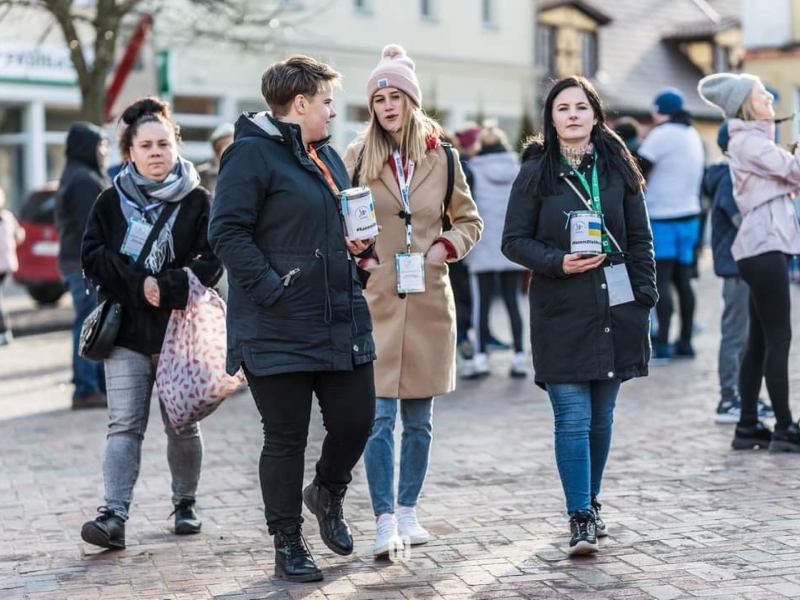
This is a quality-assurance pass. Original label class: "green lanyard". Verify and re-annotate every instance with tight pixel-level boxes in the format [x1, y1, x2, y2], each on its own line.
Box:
[563, 152, 612, 254]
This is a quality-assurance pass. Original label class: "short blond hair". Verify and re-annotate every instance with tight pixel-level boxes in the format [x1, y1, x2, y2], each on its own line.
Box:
[479, 121, 511, 151]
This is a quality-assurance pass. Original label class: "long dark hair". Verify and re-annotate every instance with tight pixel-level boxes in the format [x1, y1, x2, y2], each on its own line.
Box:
[522, 76, 644, 197]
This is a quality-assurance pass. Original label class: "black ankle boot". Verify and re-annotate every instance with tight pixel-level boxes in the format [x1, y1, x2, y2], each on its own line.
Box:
[81, 507, 126, 549]
[732, 421, 772, 450]
[303, 481, 353, 556]
[590, 495, 607, 538]
[172, 500, 202, 535]
[274, 526, 323, 582]
[770, 423, 800, 453]
[568, 509, 598, 556]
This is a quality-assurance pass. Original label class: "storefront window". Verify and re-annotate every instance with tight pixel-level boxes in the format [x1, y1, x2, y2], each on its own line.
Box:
[172, 96, 219, 115]
[45, 107, 82, 132]
[46, 144, 66, 182]
[0, 107, 23, 134]
[0, 144, 25, 211]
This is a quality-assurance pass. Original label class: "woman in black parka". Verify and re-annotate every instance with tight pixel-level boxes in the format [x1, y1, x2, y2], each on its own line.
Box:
[502, 77, 656, 557]
[80, 97, 222, 550]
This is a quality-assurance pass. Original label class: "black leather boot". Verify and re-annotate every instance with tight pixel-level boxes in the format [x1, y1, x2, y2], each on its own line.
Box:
[274, 525, 323, 582]
[303, 481, 353, 556]
[732, 421, 772, 450]
[172, 500, 202, 535]
[770, 423, 800, 453]
[81, 507, 126, 549]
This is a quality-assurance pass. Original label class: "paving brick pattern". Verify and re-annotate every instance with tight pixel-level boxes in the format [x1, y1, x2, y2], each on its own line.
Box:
[2, 263, 800, 599]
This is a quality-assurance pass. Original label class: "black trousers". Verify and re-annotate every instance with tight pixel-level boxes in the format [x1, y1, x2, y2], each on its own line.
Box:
[737, 252, 793, 430]
[0, 272, 7, 332]
[654, 259, 695, 345]
[470, 271, 524, 353]
[448, 260, 472, 338]
[246, 362, 376, 534]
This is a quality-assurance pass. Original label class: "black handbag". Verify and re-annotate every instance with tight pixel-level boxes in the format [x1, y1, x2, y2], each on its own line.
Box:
[78, 203, 179, 362]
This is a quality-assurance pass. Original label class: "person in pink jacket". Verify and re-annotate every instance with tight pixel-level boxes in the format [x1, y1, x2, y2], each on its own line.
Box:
[0, 187, 25, 346]
[699, 73, 800, 452]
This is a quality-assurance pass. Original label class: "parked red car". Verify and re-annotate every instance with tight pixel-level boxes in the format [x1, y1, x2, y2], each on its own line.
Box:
[12, 182, 67, 304]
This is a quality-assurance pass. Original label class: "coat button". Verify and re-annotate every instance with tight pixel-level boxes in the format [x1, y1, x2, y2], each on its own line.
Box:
[601, 283, 607, 290]
[607, 371, 614, 378]
[353, 345, 359, 352]
[604, 327, 610, 333]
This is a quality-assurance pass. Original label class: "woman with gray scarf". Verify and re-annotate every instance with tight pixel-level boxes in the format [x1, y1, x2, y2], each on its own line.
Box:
[80, 97, 222, 550]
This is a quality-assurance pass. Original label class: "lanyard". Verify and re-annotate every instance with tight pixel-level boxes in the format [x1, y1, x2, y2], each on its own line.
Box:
[563, 152, 612, 254]
[120, 193, 162, 224]
[308, 144, 340, 195]
[392, 150, 415, 253]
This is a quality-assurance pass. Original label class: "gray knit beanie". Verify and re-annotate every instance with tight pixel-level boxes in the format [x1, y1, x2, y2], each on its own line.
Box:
[698, 73, 759, 119]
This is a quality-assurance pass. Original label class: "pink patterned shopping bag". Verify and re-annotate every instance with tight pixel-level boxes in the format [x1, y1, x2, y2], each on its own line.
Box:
[157, 268, 245, 429]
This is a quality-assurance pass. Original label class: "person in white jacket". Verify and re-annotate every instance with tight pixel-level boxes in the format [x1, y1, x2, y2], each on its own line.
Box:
[0, 187, 25, 346]
[699, 73, 800, 452]
[463, 124, 528, 379]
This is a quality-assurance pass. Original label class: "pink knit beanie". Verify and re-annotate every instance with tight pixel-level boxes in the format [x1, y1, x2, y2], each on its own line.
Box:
[366, 44, 422, 109]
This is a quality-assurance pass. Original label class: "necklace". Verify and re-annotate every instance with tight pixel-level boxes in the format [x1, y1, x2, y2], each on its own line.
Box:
[560, 142, 594, 170]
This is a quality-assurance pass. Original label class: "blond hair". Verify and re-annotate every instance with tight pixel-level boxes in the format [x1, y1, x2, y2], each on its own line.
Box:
[737, 95, 760, 121]
[479, 121, 511, 151]
[358, 91, 443, 183]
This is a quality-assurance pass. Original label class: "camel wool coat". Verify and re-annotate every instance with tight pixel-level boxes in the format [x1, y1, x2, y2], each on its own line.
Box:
[344, 141, 483, 399]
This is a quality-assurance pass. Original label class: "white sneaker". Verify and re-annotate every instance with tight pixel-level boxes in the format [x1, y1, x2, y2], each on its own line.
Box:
[462, 352, 490, 379]
[396, 506, 430, 545]
[510, 352, 528, 378]
[373, 513, 404, 557]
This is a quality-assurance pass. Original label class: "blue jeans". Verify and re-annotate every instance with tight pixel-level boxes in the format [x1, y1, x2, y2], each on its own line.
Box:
[104, 347, 203, 519]
[65, 272, 105, 398]
[364, 397, 434, 516]
[546, 379, 621, 515]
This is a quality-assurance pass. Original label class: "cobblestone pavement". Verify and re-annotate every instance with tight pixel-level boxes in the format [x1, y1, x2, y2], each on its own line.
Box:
[2, 259, 800, 600]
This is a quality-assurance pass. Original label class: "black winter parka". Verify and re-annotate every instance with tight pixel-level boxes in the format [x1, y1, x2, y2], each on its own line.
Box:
[502, 150, 657, 388]
[208, 112, 376, 376]
[82, 186, 222, 356]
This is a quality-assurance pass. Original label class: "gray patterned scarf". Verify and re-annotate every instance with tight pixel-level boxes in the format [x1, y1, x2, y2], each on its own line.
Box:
[114, 157, 199, 273]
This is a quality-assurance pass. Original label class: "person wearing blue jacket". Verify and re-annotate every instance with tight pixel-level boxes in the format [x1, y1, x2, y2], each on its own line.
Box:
[705, 122, 774, 424]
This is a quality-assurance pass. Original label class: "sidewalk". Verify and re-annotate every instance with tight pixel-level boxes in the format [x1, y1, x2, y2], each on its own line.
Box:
[1, 258, 800, 599]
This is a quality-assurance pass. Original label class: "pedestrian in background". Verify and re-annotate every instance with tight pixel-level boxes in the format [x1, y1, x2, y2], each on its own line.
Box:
[637, 89, 704, 363]
[699, 73, 800, 452]
[55, 122, 110, 409]
[462, 122, 527, 379]
[0, 187, 24, 347]
[450, 123, 481, 360]
[613, 116, 642, 156]
[80, 96, 222, 550]
[704, 122, 774, 424]
[209, 55, 377, 582]
[197, 122, 234, 196]
[503, 76, 656, 556]
[344, 44, 482, 558]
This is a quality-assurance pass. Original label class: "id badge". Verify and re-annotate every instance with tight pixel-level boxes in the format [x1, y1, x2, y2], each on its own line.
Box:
[120, 218, 153, 260]
[604, 263, 635, 307]
[395, 253, 425, 294]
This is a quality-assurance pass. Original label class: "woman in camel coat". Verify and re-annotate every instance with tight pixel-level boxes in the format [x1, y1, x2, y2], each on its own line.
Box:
[344, 45, 482, 558]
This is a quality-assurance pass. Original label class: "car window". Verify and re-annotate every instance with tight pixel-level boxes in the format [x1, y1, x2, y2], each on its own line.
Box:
[19, 191, 57, 224]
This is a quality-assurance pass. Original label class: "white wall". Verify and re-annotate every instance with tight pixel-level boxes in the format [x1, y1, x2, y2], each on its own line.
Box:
[743, 0, 791, 48]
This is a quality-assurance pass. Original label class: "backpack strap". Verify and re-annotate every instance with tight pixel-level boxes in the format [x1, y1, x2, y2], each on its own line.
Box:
[442, 142, 455, 217]
[352, 146, 365, 188]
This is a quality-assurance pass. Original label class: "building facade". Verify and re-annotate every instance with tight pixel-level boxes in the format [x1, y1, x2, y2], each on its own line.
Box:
[742, 0, 800, 142]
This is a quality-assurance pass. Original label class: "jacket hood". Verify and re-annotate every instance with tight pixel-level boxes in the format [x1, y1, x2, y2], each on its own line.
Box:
[66, 122, 106, 171]
[704, 160, 729, 194]
[234, 111, 332, 149]
[470, 150, 519, 184]
[728, 118, 775, 140]
[521, 140, 545, 163]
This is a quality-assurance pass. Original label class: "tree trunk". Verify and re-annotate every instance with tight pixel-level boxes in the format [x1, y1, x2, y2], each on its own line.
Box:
[79, 80, 106, 126]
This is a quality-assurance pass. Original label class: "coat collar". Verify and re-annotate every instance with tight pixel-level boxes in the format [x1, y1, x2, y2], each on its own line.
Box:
[378, 147, 439, 207]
